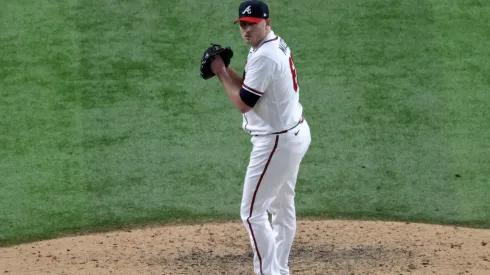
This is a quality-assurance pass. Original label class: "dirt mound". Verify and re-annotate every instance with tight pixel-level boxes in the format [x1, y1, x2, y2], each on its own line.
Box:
[1, 219, 489, 274]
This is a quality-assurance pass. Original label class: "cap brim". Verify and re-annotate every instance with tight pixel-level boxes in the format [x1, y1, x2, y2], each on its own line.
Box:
[234, 17, 264, 24]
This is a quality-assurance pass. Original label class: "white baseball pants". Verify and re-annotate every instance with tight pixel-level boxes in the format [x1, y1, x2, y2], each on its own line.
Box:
[240, 119, 311, 275]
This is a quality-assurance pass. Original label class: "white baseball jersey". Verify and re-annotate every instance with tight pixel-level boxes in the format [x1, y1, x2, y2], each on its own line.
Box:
[240, 31, 303, 136]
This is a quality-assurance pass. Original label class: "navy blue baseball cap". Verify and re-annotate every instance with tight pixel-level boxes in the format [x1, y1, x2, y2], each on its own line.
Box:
[234, 0, 270, 24]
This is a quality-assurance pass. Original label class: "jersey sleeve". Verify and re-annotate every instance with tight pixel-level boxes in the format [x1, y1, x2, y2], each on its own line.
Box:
[240, 56, 275, 107]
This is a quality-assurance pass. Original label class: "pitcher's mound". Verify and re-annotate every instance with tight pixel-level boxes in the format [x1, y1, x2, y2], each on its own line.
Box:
[1, 219, 489, 275]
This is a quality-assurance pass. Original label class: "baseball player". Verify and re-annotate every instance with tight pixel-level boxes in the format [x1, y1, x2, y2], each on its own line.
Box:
[202, 1, 311, 274]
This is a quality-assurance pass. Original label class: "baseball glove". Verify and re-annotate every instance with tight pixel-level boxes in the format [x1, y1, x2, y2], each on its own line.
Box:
[200, 43, 234, 80]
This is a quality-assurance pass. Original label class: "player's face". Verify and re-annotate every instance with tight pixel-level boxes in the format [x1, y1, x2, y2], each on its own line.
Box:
[239, 19, 270, 47]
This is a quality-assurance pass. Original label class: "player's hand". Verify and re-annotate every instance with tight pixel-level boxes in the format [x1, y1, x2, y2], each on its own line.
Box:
[210, 56, 226, 76]
[200, 44, 233, 80]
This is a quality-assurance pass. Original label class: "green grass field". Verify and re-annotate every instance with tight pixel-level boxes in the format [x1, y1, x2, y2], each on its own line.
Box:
[1, 0, 489, 247]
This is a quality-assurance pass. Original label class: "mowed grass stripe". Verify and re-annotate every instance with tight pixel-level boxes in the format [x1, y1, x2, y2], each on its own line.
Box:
[0, 1, 88, 244]
[430, 0, 490, 225]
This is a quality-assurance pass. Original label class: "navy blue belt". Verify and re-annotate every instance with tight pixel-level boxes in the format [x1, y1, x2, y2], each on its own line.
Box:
[255, 116, 304, 136]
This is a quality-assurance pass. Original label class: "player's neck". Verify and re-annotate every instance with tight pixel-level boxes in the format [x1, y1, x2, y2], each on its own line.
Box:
[252, 29, 272, 50]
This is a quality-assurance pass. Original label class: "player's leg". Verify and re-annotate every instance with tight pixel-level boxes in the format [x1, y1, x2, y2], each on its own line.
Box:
[241, 135, 292, 275]
[268, 167, 299, 275]
[268, 121, 311, 275]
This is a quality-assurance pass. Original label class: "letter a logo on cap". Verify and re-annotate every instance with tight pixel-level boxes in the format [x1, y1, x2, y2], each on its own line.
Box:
[242, 5, 252, 14]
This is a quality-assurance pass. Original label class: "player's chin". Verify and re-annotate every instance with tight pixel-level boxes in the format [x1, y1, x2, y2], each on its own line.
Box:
[243, 36, 252, 43]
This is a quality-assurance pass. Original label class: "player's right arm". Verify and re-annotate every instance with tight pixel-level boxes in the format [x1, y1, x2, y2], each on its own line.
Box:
[226, 67, 243, 86]
[211, 57, 252, 113]
[212, 55, 274, 113]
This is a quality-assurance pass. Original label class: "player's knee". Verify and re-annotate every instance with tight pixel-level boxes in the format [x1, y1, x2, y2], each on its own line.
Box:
[242, 213, 268, 226]
[240, 205, 249, 223]
[240, 212, 248, 223]
[240, 206, 267, 225]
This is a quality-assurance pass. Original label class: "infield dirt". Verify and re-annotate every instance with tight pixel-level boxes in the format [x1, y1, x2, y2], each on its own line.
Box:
[1, 219, 489, 275]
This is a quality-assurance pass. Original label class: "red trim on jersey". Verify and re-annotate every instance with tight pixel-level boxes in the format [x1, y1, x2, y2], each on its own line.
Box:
[242, 84, 264, 95]
[246, 135, 279, 275]
[254, 36, 278, 52]
[263, 36, 278, 44]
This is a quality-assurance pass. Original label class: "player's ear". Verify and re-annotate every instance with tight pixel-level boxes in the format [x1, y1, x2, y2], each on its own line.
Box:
[266, 18, 271, 27]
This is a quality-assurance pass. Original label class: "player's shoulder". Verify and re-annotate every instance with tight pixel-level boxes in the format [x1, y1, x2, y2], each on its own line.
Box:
[247, 48, 277, 65]
[258, 35, 290, 59]
[251, 39, 284, 63]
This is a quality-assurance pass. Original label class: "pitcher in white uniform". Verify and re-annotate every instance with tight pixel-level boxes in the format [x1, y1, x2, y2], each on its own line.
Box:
[210, 1, 312, 274]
